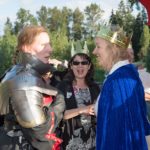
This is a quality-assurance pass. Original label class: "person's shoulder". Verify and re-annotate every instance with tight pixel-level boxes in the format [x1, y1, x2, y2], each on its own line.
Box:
[56, 80, 72, 96]
[58, 80, 69, 85]
[91, 81, 100, 89]
[1, 65, 24, 83]
[56, 80, 71, 90]
[105, 64, 139, 90]
[109, 64, 137, 79]
[89, 81, 100, 97]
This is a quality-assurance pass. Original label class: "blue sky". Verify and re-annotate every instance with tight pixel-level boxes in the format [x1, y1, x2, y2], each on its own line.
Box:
[0, 0, 135, 35]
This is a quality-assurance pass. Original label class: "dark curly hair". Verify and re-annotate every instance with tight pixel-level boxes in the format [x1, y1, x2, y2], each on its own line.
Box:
[63, 53, 94, 86]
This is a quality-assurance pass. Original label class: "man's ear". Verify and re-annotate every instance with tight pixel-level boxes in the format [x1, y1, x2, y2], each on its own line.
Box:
[22, 45, 31, 53]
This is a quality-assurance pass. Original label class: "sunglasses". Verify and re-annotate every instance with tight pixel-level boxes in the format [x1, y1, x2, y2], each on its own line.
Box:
[72, 61, 89, 66]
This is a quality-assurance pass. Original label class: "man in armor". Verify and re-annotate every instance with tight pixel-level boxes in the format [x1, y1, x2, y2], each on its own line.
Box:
[0, 25, 65, 150]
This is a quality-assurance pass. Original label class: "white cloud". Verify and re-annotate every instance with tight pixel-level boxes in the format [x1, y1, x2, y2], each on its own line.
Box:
[19, 0, 34, 6]
[100, 0, 121, 20]
[0, 0, 9, 5]
[59, 0, 95, 10]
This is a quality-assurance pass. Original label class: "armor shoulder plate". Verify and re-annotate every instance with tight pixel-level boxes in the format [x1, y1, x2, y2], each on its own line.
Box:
[0, 65, 23, 115]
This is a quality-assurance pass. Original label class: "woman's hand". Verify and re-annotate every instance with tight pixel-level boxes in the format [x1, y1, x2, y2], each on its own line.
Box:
[145, 92, 150, 101]
[63, 104, 95, 120]
[79, 104, 95, 116]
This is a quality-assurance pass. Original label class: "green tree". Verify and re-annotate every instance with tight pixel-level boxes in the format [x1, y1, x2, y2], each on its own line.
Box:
[145, 45, 150, 72]
[50, 31, 69, 60]
[115, 0, 127, 26]
[47, 7, 62, 32]
[84, 3, 104, 38]
[61, 7, 72, 39]
[4, 18, 13, 35]
[141, 7, 148, 24]
[109, 0, 135, 33]
[109, 10, 118, 24]
[0, 30, 17, 76]
[72, 8, 84, 40]
[36, 6, 49, 28]
[132, 13, 144, 61]
[139, 24, 150, 60]
[128, 0, 138, 6]
[14, 8, 37, 34]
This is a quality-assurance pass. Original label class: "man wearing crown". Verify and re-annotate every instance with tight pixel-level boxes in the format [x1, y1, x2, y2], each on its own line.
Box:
[93, 25, 150, 150]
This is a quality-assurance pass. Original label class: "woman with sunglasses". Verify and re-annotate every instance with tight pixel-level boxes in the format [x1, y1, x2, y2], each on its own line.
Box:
[57, 53, 100, 150]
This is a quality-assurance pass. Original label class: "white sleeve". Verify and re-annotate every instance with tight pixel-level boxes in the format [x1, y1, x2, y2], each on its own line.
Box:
[145, 88, 150, 94]
[94, 94, 100, 116]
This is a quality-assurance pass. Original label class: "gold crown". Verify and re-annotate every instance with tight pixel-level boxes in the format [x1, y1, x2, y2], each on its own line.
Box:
[96, 25, 132, 49]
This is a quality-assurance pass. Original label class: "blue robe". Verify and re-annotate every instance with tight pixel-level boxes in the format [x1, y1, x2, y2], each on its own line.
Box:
[96, 64, 150, 150]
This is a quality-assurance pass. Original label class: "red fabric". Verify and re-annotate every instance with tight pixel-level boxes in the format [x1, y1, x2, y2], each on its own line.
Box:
[43, 96, 53, 106]
[45, 109, 63, 150]
[140, 0, 150, 25]
[45, 133, 63, 150]
[42, 96, 63, 149]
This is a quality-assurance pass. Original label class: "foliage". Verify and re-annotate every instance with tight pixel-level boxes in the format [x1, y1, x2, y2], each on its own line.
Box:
[128, 0, 138, 6]
[132, 13, 144, 61]
[145, 46, 150, 72]
[61, 7, 73, 39]
[47, 7, 62, 32]
[4, 18, 13, 35]
[84, 3, 104, 38]
[94, 68, 105, 83]
[72, 8, 84, 40]
[36, 6, 49, 28]
[139, 24, 150, 59]
[0, 32, 17, 75]
[14, 8, 37, 34]
[109, 0, 135, 33]
[49, 31, 69, 60]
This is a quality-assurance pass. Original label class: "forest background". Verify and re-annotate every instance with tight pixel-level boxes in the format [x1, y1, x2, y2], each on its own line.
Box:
[0, 0, 150, 83]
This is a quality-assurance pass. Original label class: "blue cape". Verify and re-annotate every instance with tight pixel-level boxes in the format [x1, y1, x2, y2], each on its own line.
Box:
[96, 64, 150, 150]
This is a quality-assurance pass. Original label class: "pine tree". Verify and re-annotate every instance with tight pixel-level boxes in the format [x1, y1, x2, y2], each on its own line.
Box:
[145, 45, 150, 72]
[139, 24, 150, 60]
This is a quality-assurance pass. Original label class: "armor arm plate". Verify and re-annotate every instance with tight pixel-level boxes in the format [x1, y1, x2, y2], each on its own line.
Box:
[11, 89, 46, 128]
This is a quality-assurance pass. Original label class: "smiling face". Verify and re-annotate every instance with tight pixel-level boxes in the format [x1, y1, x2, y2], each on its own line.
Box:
[71, 55, 91, 80]
[93, 37, 111, 71]
[22, 32, 52, 64]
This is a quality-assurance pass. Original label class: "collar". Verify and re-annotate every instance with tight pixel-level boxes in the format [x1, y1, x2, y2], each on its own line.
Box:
[20, 52, 53, 76]
[108, 60, 130, 75]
